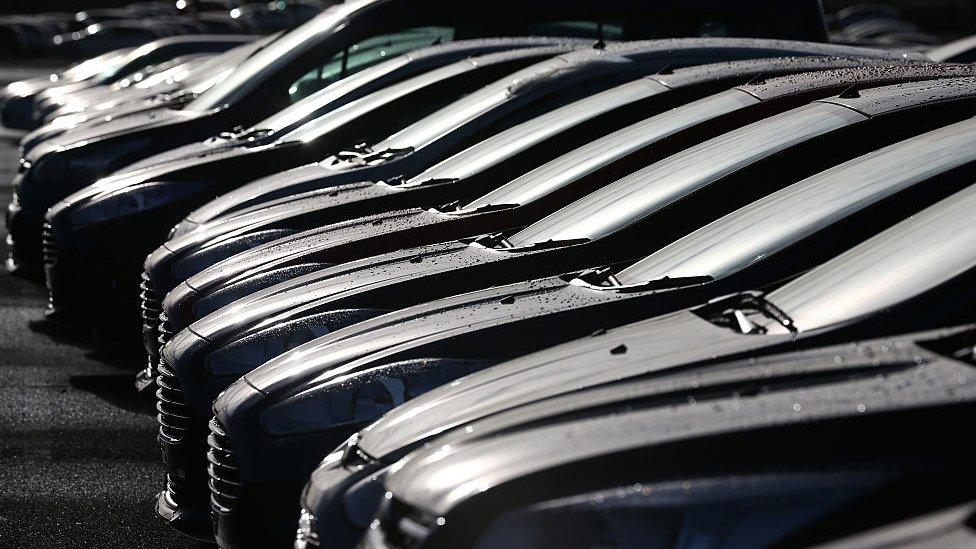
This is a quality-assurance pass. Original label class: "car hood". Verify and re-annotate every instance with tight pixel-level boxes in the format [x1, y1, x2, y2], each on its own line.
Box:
[180, 159, 387, 228]
[49, 142, 280, 211]
[385, 325, 976, 516]
[243, 278, 610, 397]
[168, 241, 484, 342]
[153, 207, 447, 290]
[24, 105, 208, 162]
[358, 309, 787, 460]
[166, 179, 398, 259]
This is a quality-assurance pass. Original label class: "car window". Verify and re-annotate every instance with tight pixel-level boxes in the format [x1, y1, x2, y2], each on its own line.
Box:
[461, 89, 760, 211]
[279, 47, 555, 143]
[506, 103, 867, 248]
[767, 183, 976, 332]
[288, 27, 456, 100]
[617, 118, 976, 286]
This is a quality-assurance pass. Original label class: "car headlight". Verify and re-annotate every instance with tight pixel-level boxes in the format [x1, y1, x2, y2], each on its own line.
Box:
[68, 181, 198, 227]
[260, 358, 492, 436]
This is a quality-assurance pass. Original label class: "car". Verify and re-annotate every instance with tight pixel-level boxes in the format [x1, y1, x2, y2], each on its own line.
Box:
[43, 40, 887, 329]
[362, 322, 976, 548]
[38, 54, 215, 123]
[41, 40, 585, 323]
[14, 0, 827, 281]
[0, 46, 136, 130]
[29, 35, 258, 129]
[157, 78, 976, 547]
[143, 44, 880, 543]
[139, 59, 976, 382]
[234, 116, 976, 547]
[17, 35, 278, 155]
[172, 40, 915, 236]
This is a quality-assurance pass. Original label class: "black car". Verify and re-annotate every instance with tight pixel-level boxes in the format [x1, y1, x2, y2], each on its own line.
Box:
[13, 0, 827, 280]
[139, 60, 976, 385]
[171, 40, 913, 235]
[17, 35, 277, 155]
[160, 81, 976, 548]
[233, 117, 976, 547]
[361, 323, 976, 548]
[2, 35, 254, 131]
[29, 35, 258, 129]
[42, 40, 587, 322]
[43, 41, 887, 328]
[0, 47, 135, 129]
[145, 44, 884, 544]
[159, 76, 976, 394]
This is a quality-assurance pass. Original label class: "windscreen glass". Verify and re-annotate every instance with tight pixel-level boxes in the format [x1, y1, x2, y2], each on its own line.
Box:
[767, 184, 976, 331]
[187, 3, 367, 111]
[462, 89, 759, 211]
[287, 27, 455, 101]
[617, 119, 976, 285]
[506, 103, 865, 248]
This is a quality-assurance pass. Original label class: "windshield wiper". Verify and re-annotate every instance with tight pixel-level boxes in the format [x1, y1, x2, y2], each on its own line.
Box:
[474, 232, 589, 251]
[701, 291, 797, 335]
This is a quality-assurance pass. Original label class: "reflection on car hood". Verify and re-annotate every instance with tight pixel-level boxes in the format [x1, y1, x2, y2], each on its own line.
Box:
[358, 310, 775, 460]
[25, 106, 207, 162]
[242, 278, 608, 396]
[385, 325, 976, 516]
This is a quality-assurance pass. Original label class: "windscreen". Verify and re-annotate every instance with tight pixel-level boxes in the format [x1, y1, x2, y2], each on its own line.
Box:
[617, 118, 976, 286]
[186, 1, 372, 111]
[767, 183, 976, 332]
[278, 47, 559, 143]
[367, 54, 616, 153]
[506, 102, 866, 248]
[405, 77, 668, 185]
[461, 89, 760, 211]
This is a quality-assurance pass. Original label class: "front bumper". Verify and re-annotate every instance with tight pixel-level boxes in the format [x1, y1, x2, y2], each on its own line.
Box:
[212, 393, 363, 549]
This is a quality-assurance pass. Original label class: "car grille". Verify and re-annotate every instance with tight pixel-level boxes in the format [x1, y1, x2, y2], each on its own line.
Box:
[156, 357, 192, 444]
[41, 222, 58, 266]
[207, 416, 242, 514]
[140, 271, 162, 368]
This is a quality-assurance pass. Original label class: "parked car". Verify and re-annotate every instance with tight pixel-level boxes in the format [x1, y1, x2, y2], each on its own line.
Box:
[364, 322, 976, 548]
[158, 78, 976, 547]
[1, 46, 136, 129]
[16, 0, 834, 281]
[239, 116, 976, 548]
[42, 40, 888, 329]
[18, 35, 278, 155]
[42, 40, 584, 323]
[139, 59, 974, 390]
[1, 34, 255, 131]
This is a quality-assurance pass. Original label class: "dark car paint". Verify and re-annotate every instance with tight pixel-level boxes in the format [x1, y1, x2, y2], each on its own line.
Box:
[175, 39, 917, 233]
[361, 325, 976, 547]
[17, 35, 278, 155]
[0, 47, 137, 130]
[27, 35, 258, 128]
[41, 43, 581, 322]
[221, 118, 976, 545]
[14, 0, 740, 274]
[138, 61, 976, 378]
[45, 42, 897, 328]
[146, 48, 905, 543]
[160, 82, 976, 547]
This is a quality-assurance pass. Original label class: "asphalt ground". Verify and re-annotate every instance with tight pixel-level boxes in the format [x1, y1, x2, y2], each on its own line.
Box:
[0, 131, 197, 547]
